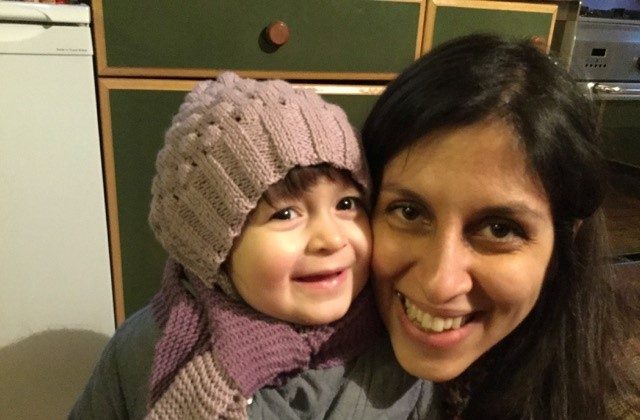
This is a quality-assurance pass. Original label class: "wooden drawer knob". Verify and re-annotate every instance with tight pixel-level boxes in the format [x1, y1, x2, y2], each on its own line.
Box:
[266, 21, 290, 47]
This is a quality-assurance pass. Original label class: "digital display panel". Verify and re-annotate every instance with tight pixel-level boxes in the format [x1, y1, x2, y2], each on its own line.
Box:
[591, 48, 606, 57]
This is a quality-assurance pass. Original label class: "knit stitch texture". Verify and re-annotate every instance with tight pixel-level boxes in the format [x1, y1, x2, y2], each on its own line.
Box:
[147, 259, 384, 419]
[146, 73, 375, 419]
[148, 72, 369, 293]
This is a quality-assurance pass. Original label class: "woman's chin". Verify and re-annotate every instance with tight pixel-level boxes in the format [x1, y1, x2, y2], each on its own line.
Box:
[384, 294, 483, 382]
[399, 356, 469, 383]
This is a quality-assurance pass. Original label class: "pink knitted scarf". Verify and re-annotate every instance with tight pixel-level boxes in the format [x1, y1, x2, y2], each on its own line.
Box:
[148, 259, 384, 409]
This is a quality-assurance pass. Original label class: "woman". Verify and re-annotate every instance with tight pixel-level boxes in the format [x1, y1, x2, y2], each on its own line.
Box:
[362, 34, 640, 419]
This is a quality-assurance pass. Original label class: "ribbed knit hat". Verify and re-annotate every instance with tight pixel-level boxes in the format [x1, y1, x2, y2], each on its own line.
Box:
[149, 72, 369, 295]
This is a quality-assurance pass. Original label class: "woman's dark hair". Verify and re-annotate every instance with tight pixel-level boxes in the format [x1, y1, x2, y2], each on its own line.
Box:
[362, 34, 640, 419]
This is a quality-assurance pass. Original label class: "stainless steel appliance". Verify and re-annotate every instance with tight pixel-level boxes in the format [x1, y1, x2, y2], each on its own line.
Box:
[568, 1, 640, 168]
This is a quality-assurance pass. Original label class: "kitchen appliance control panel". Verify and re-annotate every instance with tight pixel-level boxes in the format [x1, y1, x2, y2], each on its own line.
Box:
[571, 19, 640, 81]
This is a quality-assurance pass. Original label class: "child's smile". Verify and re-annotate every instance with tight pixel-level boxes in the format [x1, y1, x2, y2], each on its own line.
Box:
[228, 176, 371, 326]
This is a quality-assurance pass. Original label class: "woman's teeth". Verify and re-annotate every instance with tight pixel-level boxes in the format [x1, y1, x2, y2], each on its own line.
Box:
[403, 297, 467, 333]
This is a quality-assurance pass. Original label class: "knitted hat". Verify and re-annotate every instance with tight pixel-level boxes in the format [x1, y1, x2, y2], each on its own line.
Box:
[148, 72, 369, 295]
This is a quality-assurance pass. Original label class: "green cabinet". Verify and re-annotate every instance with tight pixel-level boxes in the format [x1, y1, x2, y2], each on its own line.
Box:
[94, 0, 425, 80]
[597, 101, 640, 169]
[423, 0, 557, 53]
[99, 79, 383, 321]
[95, 0, 562, 324]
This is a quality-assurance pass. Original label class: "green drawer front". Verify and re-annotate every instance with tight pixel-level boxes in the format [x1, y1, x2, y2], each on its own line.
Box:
[432, 7, 553, 47]
[599, 101, 640, 168]
[102, 0, 421, 74]
[109, 87, 381, 317]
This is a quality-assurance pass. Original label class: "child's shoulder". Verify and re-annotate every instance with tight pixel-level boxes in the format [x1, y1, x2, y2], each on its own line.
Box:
[108, 305, 160, 375]
[112, 305, 159, 348]
[69, 305, 160, 418]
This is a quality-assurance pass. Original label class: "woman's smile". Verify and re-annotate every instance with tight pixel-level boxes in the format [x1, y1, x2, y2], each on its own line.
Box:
[371, 118, 554, 382]
[395, 291, 478, 349]
[398, 292, 472, 331]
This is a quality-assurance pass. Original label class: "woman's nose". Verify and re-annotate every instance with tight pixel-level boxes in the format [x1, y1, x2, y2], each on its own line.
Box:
[306, 215, 347, 254]
[417, 230, 473, 303]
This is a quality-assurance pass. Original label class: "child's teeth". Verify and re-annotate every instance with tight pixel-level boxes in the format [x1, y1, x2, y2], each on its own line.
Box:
[402, 295, 467, 333]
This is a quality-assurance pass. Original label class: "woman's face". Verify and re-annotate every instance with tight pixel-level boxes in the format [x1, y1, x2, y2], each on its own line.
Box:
[371, 118, 554, 381]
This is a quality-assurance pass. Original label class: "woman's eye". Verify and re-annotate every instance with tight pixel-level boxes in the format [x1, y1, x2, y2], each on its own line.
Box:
[270, 207, 299, 221]
[401, 206, 420, 220]
[489, 222, 512, 238]
[336, 196, 360, 211]
[477, 219, 526, 242]
[392, 204, 422, 221]
[385, 202, 427, 224]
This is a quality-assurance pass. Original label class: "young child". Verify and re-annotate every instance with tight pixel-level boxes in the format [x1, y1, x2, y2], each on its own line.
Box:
[71, 73, 433, 419]
[144, 72, 378, 418]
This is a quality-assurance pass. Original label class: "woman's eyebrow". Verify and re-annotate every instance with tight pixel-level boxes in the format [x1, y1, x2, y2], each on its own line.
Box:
[378, 184, 435, 215]
[474, 204, 547, 221]
[380, 183, 546, 220]
[379, 184, 427, 203]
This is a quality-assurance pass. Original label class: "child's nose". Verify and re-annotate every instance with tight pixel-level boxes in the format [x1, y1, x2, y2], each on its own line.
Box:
[306, 217, 347, 254]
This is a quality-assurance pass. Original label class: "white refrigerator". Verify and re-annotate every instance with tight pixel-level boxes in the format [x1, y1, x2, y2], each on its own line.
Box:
[0, 2, 114, 346]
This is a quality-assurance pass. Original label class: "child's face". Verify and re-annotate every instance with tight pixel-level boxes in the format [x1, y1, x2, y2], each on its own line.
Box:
[228, 176, 371, 325]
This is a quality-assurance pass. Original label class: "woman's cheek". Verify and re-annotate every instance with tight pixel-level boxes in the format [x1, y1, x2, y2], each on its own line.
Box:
[476, 255, 547, 318]
[371, 222, 398, 281]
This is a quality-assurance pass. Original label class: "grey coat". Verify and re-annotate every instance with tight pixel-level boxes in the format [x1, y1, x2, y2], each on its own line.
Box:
[69, 306, 439, 419]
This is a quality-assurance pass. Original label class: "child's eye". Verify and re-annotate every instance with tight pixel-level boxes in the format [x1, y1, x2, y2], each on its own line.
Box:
[270, 207, 300, 221]
[336, 196, 360, 211]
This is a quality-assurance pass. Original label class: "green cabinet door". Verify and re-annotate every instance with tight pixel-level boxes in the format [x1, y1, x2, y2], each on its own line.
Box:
[100, 80, 383, 322]
[95, 0, 424, 80]
[423, 0, 557, 53]
[598, 101, 640, 169]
